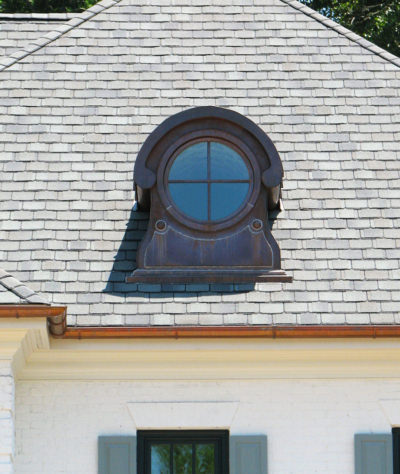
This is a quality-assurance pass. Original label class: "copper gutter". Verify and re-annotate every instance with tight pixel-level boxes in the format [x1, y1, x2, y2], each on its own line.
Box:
[3, 306, 400, 339]
[0, 305, 67, 336]
[62, 325, 400, 339]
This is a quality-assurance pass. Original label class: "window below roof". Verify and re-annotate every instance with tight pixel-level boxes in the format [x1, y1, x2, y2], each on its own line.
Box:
[137, 430, 229, 474]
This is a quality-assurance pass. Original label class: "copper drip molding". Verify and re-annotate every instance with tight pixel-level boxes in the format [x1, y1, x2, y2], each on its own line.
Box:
[62, 325, 400, 339]
[0, 305, 67, 336]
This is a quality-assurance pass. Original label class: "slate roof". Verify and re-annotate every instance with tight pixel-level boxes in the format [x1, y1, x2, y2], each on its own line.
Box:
[0, 0, 399, 327]
[0, 14, 75, 59]
[0, 269, 49, 305]
[1, 0, 400, 72]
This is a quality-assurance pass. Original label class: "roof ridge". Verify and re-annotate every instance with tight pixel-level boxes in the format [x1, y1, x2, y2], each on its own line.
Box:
[280, 0, 400, 69]
[0, 269, 49, 305]
[0, 13, 76, 20]
[0, 0, 122, 73]
[1, 0, 399, 72]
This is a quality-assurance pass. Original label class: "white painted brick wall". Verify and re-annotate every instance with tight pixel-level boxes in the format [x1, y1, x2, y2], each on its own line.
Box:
[0, 363, 15, 474]
[14, 378, 395, 473]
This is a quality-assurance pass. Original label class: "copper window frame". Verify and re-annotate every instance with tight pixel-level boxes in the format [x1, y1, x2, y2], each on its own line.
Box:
[157, 129, 261, 232]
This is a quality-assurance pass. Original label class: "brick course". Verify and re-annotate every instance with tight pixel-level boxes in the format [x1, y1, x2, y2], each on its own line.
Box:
[14, 378, 398, 473]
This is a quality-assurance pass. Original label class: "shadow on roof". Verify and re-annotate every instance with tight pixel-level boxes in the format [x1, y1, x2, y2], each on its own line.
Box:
[103, 204, 280, 297]
[103, 207, 263, 297]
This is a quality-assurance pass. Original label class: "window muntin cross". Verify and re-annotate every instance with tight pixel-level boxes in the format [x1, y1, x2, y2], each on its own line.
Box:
[166, 140, 252, 222]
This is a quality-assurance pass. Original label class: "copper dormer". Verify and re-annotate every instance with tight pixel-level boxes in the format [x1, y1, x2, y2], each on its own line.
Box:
[128, 107, 292, 283]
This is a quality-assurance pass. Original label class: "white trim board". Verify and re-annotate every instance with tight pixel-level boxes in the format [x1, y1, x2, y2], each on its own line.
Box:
[14, 337, 400, 381]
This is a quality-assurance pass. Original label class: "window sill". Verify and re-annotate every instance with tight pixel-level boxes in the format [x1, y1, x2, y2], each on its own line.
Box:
[126, 268, 292, 283]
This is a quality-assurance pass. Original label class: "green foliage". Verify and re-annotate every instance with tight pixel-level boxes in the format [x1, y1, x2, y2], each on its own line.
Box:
[300, 0, 400, 57]
[0, 0, 97, 13]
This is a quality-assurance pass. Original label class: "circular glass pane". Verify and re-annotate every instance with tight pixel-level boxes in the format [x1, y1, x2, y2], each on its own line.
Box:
[210, 182, 249, 220]
[169, 142, 207, 180]
[167, 141, 251, 222]
[210, 142, 249, 180]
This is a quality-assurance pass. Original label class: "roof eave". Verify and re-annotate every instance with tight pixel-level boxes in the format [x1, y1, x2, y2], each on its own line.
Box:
[0, 304, 67, 336]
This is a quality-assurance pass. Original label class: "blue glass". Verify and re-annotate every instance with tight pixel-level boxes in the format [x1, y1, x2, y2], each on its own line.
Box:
[173, 444, 192, 474]
[196, 444, 215, 474]
[169, 183, 208, 220]
[210, 142, 249, 180]
[169, 142, 207, 180]
[210, 182, 249, 220]
[151, 444, 170, 474]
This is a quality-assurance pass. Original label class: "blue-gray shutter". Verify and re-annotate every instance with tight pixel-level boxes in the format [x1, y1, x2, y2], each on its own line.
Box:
[98, 436, 136, 474]
[355, 434, 393, 474]
[230, 435, 267, 474]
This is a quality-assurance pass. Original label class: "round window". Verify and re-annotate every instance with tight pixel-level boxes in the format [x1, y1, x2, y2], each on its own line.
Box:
[166, 140, 252, 222]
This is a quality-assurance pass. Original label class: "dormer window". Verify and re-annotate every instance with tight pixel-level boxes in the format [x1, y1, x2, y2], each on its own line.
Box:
[128, 107, 291, 283]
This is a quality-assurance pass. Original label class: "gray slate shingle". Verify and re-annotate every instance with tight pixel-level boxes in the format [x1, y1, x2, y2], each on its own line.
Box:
[0, 268, 49, 305]
[0, 14, 75, 59]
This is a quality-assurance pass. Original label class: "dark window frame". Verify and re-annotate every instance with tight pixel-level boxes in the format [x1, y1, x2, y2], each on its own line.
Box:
[164, 135, 254, 227]
[393, 428, 400, 473]
[137, 430, 229, 474]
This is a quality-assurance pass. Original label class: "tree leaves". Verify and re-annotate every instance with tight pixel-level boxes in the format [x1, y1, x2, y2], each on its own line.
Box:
[300, 0, 400, 57]
[0, 0, 96, 13]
